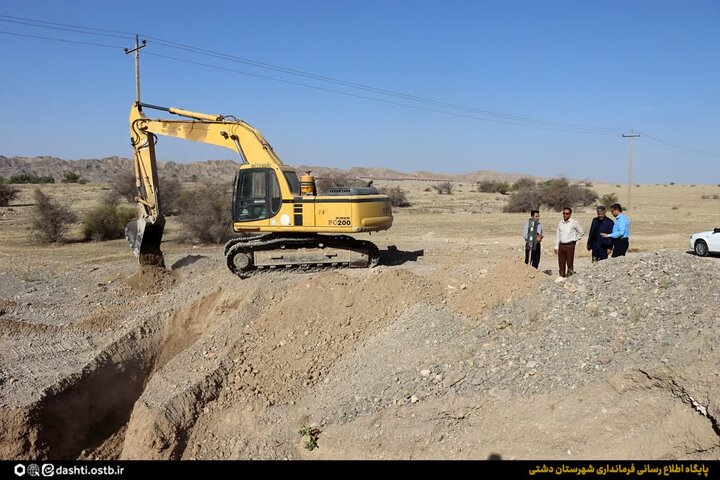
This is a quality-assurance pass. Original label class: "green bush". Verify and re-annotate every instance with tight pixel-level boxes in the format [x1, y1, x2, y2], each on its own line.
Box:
[9, 173, 55, 184]
[61, 172, 83, 184]
[112, 172, 137, 203]
[503, 177, 598, 212]
[113, 173, 182, 214]
[511, 177, 536, 191]
[378, 186, 410, 207]
[503, 187, 544, 212]
[477, 180, 510, 194]
[30, 189, 77, 243]
[0, 183, 20, 207]
[599, 192, 619, 208]
[177, 184, 233, 244]
[82, 204, 137, 241]
[159, 175, 183, 215]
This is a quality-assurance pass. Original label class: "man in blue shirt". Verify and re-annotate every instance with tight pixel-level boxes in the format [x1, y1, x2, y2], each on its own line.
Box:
[601, 203, 630, 257]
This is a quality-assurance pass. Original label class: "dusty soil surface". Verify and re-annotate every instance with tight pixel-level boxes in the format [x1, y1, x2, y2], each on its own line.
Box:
[1, 182, 719, 460]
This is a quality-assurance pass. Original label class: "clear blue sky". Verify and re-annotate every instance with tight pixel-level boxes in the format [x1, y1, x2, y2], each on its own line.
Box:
[1, 0, 718, 183]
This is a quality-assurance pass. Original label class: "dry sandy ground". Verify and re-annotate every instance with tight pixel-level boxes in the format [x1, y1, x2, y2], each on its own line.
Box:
[0, 181, 719, 460]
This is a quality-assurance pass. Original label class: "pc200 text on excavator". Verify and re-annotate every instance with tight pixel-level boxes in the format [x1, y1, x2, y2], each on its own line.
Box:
[125, 101, 393, 277]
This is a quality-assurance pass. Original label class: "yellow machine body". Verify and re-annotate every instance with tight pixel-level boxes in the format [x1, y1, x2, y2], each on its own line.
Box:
[127, 101, 392, 274]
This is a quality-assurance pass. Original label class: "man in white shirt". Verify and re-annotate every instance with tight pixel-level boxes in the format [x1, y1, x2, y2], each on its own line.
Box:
[554, 207, 584, 277]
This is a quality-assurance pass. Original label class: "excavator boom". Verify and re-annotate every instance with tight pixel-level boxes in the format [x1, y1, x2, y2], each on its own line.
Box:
[127, 101, 275, 266]
[126, 100, 392, 276]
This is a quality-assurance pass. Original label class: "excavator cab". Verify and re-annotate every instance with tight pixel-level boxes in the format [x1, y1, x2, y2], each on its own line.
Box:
[232, 168, 285, 222]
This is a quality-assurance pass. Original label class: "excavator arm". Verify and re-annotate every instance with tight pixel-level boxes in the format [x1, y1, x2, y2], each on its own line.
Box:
[126, 101, 284, 267]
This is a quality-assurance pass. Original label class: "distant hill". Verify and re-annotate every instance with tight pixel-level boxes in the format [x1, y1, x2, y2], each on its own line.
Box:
[0, 155, 541, 184]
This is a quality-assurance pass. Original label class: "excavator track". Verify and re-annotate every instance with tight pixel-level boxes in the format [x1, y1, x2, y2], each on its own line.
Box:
[224, 233, 379, 278]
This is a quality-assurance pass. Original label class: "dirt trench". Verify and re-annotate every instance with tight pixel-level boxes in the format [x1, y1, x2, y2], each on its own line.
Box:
[0, 285, 229, 459]
[0, 252, 537, 460]
[7, 250, 715, 460]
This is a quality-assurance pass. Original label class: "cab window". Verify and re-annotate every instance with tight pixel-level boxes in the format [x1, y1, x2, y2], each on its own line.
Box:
[233, 169, 283, 222]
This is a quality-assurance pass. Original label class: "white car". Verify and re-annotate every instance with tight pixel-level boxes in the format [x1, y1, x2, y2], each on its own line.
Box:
[690, 228, 720, 256]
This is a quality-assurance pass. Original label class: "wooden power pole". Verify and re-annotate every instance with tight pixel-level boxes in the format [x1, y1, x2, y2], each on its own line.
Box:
[622, 131, 640, 211]
[124, 35, 147, 104]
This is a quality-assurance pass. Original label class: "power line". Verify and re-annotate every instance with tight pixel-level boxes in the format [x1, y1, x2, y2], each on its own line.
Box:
[0, 23, 617, 134]
[1, 12, 718, 157]
[146, 36, 622, 134]
[145, 51, 616, 134]
[0, 14, 134, 38]
[0, 13, 619, 135]
[0, 29, 123, 49]
[638, 132, 720, 158]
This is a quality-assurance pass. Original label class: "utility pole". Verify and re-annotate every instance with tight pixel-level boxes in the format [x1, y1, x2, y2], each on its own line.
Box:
[622, 130, 640, 211]
[124, 35, 147, 104]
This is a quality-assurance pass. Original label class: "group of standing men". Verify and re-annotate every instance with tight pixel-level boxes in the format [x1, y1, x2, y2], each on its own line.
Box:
[523, 204, 631, 277]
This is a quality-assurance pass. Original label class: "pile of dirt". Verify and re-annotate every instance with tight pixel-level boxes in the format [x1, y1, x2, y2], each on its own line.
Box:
[178, 251, 720, 460]
[1, 245, 719, 460]
[125, 266, 176, 293]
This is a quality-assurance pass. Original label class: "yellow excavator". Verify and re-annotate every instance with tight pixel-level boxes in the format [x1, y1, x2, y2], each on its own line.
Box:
[126, 101, 393, 277]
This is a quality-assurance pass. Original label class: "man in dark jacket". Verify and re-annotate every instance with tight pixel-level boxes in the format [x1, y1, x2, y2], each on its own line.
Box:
[586, 205, 615, 261]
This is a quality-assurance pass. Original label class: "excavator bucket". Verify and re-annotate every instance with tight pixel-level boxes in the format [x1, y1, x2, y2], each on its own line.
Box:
[125, 217, 166, 268]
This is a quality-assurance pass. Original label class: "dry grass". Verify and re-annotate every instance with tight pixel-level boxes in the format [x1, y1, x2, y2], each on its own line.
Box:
[0, 181, 718, 262]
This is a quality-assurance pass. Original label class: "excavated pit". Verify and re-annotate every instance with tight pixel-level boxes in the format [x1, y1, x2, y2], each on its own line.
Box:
[2, 250, 718, 460]
[0, 287, 228, 459]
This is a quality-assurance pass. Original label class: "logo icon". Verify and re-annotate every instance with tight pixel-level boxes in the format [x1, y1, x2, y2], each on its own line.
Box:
[41, 464, 54, 477]
[14, 464, 25, 477]
[27, 464, 40, 477]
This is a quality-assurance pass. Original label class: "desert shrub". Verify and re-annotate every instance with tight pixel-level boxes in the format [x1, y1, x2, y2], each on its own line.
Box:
[30, 189, 77, 243]
[112, 173, 182, 214]
[599, 192, 619, 208]
[503, 187, 543, 212]
[433, 182, 454, 195]
[503, 177, 598, 212]
[0, 183, 20, 207]
[669, 182, 675, 186]
[378, 186, 410, 207]
[112, 172, 137, 203]
[159, 175, 183, 215]
[177, 184, 233, 243]
[316, 173, 366, 193]
[511, 177, 536, 191]
[82, 193, 137, 241]
[423, 187, 432, 192]
[477, 180, 510, 194]
[9, 173, 55, 184]
[61, 172, 83, 184]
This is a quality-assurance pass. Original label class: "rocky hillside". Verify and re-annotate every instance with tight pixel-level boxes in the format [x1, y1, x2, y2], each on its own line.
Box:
[0, 155, 539, 184]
